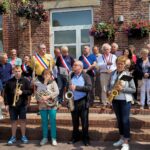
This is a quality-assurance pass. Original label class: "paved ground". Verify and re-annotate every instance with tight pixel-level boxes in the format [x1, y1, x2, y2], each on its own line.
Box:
[0, 141, 149, 150]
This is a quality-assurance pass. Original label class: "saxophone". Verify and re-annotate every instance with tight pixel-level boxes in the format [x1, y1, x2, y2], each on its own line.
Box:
[107, 80, 124, 102]
[65, 73, 74, 112]
[13, 80, 22, 107]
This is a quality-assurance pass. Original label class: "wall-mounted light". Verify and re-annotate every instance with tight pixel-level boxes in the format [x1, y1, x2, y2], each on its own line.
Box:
[118, 15, 124, 24]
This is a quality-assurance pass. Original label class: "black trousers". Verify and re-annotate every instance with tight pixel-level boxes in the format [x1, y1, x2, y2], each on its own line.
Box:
[71, 98, 89, 141]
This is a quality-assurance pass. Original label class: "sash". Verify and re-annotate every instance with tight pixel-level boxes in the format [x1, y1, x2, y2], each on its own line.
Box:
[82, 55, 95, 75]
[34, 53, 48, 69]
[102, 54, 113, 69]
[22, 64, 28, 73]
[59, 55, 70, 72]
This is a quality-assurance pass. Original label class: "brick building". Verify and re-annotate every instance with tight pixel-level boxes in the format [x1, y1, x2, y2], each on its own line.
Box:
[1, 0, 150, 58]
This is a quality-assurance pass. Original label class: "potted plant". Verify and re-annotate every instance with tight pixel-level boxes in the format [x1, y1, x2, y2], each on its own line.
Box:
[16, 0, 48, 24]
[89, 22, 116, 40]
[0, 0, 10, 14]
[123, 20, 150, 38]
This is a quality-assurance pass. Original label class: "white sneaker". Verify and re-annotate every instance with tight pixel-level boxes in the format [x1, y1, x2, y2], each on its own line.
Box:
[113, 139, 124, 147]
[52, 139, 57, 146]
[121, 143, 130, 150]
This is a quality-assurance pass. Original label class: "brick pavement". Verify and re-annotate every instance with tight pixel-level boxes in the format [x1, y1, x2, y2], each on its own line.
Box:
[0, 141, 149, 150]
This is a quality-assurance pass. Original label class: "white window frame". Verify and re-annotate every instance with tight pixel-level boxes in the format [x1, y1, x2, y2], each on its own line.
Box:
[50, 7, 94, 58]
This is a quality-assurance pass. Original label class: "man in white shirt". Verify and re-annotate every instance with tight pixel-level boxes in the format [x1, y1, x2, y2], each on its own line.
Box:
[97, 43, 117, 106]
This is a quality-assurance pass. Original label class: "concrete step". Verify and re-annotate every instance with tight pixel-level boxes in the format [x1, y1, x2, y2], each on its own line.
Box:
[1, 113, 150, 129]
[0, 124, 149, 142]
[26, 105, 150, 115]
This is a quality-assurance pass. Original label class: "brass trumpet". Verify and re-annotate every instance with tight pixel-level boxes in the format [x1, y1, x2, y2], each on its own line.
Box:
[13, 80, 22, 107]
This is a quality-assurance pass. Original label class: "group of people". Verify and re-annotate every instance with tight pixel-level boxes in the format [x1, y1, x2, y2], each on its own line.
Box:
[0, 42, 149, 150]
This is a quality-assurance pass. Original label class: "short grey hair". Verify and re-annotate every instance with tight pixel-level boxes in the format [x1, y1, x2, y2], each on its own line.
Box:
[61, 46, 68, 52]
[38, 43, 46, 49]
[111, 42, 119, 50]
[0, 52, 7, 60]
[74, 60, 83, 69]
[101, 43, 111, 52]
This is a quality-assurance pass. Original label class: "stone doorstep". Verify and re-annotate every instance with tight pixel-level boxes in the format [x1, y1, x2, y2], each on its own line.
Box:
[0, 124, 150, 142]
[1, 113, 150, 129]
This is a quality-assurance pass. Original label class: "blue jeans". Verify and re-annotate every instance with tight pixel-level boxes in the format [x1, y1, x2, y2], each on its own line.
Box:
[40, 109, 57, 140]
[112, 100, 131, 139]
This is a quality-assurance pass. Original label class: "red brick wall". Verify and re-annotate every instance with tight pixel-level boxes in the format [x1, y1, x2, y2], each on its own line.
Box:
[2, 0, 150, 57]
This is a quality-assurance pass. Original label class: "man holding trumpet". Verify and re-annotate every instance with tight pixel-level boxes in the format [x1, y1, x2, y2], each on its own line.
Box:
[4, 66, 32, 145]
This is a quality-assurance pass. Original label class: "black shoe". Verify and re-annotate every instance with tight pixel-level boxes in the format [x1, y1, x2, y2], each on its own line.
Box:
[83, 139, 90, 146]
[68, 138, 79, 144]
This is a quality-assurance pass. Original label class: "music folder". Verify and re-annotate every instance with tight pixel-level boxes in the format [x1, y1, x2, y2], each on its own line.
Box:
[120, 75, 133, 81]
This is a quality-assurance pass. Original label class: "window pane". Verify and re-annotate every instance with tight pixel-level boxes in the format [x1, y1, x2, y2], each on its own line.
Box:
[52, 10, 92, 26]
[68, 46, 76, 58]
[0, 30, 3, 51]
[54, 30, 76, 44]
[0, 16, 2, 28]
[81, 29, 90, 43]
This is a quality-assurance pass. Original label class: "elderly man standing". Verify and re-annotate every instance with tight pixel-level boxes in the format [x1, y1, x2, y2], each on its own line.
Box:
[68, 60, 92, 146]
[97, 43, 117, 106]
[56, 46, 74, 102]
[79, 46, 96, 105]
[0, 53, 12, 88]
[111, 43, 122, 57]
[30, 43, 55, 78]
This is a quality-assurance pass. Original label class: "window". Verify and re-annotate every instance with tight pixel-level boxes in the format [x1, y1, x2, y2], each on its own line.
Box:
[0, 16, 3, 51]
[50, 8, 93, 59]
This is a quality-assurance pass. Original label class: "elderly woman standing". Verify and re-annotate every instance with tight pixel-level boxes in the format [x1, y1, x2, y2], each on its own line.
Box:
[35, 69, 59, 146]
[136, 48, 150, 109]
[97, 43, 117, 106]
[108, 56, 136, 150]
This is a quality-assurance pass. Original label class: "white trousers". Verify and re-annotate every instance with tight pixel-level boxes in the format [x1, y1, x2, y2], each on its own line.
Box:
[140, 78, 150, 106]
[100, 73, 111, 105]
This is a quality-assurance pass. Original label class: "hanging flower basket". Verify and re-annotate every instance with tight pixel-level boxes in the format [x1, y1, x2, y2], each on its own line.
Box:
[123, 20, 150, 38]
[89, 22, 116, 40]
[16, 2, 48, 24]
[0, 0, 10, 14]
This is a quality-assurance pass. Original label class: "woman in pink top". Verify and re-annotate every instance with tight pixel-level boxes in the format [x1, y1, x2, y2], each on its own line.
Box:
[129, 45, 137, 64]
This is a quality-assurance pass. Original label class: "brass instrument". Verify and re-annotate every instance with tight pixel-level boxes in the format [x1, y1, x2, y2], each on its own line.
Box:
[107, 80, 124, 102]
[36, 89, 57, 107]
[65, 90, 74, 112]
[13, 80, 22, 107]
[65, 72, 74, 112]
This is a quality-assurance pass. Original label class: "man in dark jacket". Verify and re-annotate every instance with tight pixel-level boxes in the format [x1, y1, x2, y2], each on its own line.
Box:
[4, 66, 32, 145]
[68, 60, 92, 146]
